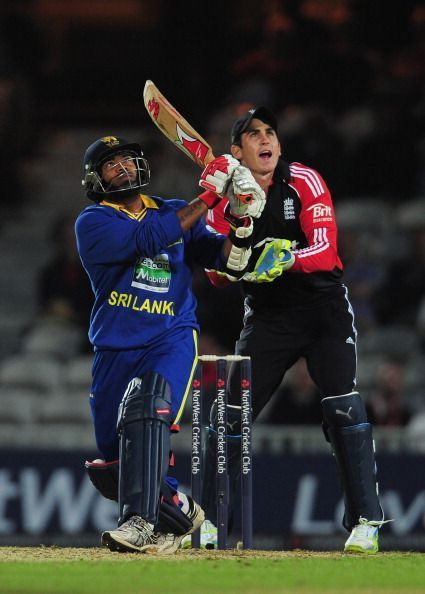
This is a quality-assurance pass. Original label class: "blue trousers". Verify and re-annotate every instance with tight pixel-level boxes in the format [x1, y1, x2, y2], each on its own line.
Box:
[90, 326, 198, 461]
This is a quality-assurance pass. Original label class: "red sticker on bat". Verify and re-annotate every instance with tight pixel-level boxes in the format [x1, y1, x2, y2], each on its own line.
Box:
[148, 98, 160, 120]
[176, 124, 209, 163]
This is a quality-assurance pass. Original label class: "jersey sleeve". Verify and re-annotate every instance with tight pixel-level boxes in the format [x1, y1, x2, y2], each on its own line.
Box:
[288, 163, 343, 273]
[75, 205, 183, 265]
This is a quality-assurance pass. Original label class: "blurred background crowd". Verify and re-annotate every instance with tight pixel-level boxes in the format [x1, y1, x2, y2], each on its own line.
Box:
[0, 0, 424, 449]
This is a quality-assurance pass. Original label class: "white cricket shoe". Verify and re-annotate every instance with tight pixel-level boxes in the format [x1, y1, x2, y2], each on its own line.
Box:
[344, 517, 390, 554]
[156, 498, 205, 554]
[181, 519, 218, 550]
[102, 515, 159, 553]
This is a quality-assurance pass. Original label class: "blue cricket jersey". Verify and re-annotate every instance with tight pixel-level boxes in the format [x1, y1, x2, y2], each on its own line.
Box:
[75, 194, 226, 350]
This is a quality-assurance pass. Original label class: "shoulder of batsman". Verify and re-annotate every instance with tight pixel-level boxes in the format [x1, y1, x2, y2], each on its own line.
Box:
[74, 203, 116, 232]
[77, 202, 115, 217]
[150, 195, 189, 210]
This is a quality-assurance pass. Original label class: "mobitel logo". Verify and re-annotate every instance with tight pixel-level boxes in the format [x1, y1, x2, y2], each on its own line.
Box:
[132, 254, 171, 293]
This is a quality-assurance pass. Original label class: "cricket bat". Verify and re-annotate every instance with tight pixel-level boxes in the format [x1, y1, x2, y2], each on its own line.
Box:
[143, 79, 215, 169]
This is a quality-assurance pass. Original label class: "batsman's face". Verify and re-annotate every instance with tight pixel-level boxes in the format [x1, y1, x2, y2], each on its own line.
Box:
[231, 119, 281, 177]
[101, 152, 138, 188]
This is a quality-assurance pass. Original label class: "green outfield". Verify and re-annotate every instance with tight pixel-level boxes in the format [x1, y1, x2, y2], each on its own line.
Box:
[0, 548, 424, 594]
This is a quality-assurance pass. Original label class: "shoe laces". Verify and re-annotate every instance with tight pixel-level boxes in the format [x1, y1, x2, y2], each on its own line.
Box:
[126, 516, 154, 538]
[355, 516, 393, 533]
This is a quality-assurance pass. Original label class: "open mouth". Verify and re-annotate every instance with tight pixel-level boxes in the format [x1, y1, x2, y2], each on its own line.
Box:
[259, 150, 272, 160]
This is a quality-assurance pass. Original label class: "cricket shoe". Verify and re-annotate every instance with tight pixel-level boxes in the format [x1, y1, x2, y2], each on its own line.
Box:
[344, 517, 391, 554]
[156, 498, 205, 554]
[102, 515, 160, 553]
[181, 519, 218, 550]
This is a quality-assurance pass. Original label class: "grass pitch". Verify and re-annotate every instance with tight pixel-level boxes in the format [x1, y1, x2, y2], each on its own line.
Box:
[0, 548, 424, 594]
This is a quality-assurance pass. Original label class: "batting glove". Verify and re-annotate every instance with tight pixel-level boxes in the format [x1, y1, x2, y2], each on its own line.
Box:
[199, 154, 240, 197]
[243, 239, 294, 282]
[227, 165, 266, 218]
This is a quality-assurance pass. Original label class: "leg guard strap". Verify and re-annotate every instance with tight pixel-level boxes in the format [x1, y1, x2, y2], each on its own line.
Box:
[157, 483, 193, 535]
[85, 459, 193, 534]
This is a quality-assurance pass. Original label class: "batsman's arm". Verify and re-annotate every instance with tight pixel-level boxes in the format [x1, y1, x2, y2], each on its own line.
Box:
[175, 191, 225, 231]
[175, 197, 233, 261]
[175, 197, 208, 231]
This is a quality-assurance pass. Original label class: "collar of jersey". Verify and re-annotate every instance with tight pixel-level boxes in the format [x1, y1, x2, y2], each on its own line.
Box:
[274, 158, 290, 182]
[100, 194, 159, 220]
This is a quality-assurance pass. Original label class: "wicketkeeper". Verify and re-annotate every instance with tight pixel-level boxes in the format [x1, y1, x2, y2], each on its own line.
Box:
[197, 107, 390, 554]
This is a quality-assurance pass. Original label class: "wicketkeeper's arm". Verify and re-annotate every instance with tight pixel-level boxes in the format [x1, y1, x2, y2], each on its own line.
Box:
[203, 206, 254, 284]
[223, 207, 253, 279]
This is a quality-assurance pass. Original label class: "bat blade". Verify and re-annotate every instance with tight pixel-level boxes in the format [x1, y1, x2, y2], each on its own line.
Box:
[143, 80, 215, 168]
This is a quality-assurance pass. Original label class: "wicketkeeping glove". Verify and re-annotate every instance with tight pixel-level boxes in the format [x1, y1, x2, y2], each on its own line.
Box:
[199, 154, 239, 197]
[226, 165, 266, 219]
[243, 239, 295, 283]
[224, 203, 253, 278]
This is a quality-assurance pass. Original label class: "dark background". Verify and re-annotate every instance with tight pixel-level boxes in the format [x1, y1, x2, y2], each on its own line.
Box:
[0, 0, 424, 550]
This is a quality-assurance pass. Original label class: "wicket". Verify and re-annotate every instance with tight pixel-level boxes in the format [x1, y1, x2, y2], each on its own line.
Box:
[191, 355, 253, 550]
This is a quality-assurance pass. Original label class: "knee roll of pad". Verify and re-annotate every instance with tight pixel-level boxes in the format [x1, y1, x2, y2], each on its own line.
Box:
[118, 372, 172, 429]
[321, 391, 367, 428]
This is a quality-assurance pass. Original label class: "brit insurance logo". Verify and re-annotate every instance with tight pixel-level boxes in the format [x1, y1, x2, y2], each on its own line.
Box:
[306, 202, 333, 223]
[132, 254, 171, 293]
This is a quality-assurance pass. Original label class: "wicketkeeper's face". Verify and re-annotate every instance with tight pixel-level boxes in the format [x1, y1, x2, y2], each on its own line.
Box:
[231, 119, 281, 177]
